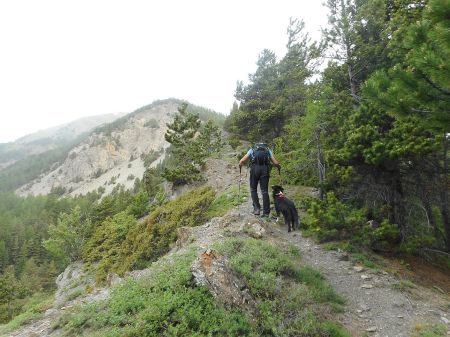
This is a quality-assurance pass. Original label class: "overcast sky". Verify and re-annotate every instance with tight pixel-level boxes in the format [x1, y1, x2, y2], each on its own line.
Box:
[0, 0, 329, 143]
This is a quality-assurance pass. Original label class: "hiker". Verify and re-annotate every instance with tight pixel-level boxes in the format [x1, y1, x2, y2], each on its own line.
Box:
[239, 143, 280, 217]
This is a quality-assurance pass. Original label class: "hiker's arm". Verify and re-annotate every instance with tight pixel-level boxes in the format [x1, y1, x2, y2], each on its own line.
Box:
[271, 155, 280, 168]
[239, 154, 250, 167]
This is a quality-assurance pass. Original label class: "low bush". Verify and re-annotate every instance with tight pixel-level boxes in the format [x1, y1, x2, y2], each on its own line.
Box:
[302, 192, 403, 254]
[118, 186, 216, 274]
[84, 186, 216, 282]
[0, 293, 53, 334]
[228, 136, 241, 149]
[216, 238, 348, 336]
[83, 211, 137, 283]
[206, 185, 247, 218]
[413, 323, 448, 337]
[56, 252, 252, 337]
[58, 239, 350, 337]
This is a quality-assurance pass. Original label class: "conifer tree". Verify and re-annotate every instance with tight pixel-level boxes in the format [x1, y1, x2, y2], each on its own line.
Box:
[163, 103, 222, 185]
[43, 206, 92, 265]
[0, 241, 7, 273]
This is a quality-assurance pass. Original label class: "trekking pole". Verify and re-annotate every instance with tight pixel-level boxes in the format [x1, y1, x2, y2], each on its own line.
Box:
[238, 165, 242, 216]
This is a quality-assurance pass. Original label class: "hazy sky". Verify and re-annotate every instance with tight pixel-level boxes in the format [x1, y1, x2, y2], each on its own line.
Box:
[0, 0, 329, 143]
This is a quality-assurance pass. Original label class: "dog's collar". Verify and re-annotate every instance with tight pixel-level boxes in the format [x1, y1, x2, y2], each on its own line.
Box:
[275, 191, 285, 199]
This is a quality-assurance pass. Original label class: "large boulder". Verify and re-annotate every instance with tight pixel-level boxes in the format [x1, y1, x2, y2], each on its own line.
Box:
[191, 249, 258, 318]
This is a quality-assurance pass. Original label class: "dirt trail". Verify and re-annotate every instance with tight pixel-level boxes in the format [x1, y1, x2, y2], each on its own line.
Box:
[4, 156, 449, 337]
[233, 170, 450, 336]
[270, 225, 449, 336]
[217, 154, 450, 335]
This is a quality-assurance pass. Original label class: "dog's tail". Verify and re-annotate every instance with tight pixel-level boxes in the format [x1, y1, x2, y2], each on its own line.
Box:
[291, 207, 299, 229]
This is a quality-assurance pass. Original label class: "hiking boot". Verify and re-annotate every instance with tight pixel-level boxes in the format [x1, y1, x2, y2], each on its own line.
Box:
[253, 208, 260, 215]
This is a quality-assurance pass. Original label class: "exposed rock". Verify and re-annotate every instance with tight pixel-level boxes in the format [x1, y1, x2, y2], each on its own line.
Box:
[55, 262, 94, 307]
[176, 226, 193, 249]
[361, 274, 372, 280]
[106, 273, 123, 287]
[353, 265, 364, 272]
[243, 221, 266, 239]
[16, 101, 176, 197]
[338, 252, 350, 261]
[191, 249, 258, 318]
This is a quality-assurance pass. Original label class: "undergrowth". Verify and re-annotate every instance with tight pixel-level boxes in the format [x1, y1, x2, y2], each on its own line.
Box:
[206, 185, 247, 218]
[55, 251, 253, 337]
[0, 293, 53, 335]
[56, 238, 350, 337]
[83, 186, 216, 282]
[413, 323, 448, 337]
[216, 238, 349, 337]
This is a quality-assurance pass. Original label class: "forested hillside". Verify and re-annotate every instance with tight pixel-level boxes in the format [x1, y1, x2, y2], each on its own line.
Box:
[226, 0, 449, 257]
[0, 101, 224, 325]
[0, 0, 448, 335]
[0, 113, 123, 173]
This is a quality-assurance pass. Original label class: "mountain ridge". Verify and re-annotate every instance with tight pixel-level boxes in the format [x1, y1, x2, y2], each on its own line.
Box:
[0, 113, 125, 171]
[5, 98, 225, 197]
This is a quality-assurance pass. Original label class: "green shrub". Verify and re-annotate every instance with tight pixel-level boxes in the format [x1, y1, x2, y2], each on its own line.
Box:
[0, 292, 53, 334]
[92, 168, 105, 178]
[206, 185, 247, 218]
[302, 192, 366, 242]
[368, 219, 400, 251]
[216, 238, 348, 336]
[126, 191, 150, 218]
[141, 149, 162, 168]
[83, 211, 138, 282]
[413, 323, 448, 337]
[84, 186, 216, 281]
[50, 186, 67, 196]
[118, 186, 216, 274]
[228, 136, 241, 149]
[57, 252, 252, 337]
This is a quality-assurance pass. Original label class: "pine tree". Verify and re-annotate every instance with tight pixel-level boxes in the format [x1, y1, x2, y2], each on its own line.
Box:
[162, 103, 221, 185]
[233, 49, 280, 140]
[20, 258, 42, 293]
[43, 206, 92, 265]
[0, 241, 7, 273]
[364, 0, 450, 250]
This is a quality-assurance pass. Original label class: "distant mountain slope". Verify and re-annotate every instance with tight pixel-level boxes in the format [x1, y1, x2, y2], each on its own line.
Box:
[11, 98, 224, 196]
[0, 112, 125, 169]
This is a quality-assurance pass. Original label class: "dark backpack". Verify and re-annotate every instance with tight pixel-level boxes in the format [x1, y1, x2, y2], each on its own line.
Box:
[251, 143, 270, 165]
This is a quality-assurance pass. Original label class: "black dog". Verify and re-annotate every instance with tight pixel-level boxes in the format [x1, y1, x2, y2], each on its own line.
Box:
[272, 185, 299, 232]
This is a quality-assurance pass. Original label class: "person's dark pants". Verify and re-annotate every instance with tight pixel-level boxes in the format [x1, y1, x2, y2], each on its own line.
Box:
[250, 164, 270, 215]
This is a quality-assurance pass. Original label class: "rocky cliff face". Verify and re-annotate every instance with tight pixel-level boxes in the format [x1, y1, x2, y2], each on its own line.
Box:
[16, 100, 178, 197]
[0, 113, 124, 170]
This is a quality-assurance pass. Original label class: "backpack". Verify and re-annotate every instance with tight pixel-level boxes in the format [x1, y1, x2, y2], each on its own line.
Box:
[251, 143, 270, 165]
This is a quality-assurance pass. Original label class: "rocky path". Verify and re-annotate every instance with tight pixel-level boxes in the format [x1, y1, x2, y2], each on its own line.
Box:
[268, 224, 450, 336]
[230, 152, 450, 336]
[4, 156, 449, 337]
[229, 156, 449, 335]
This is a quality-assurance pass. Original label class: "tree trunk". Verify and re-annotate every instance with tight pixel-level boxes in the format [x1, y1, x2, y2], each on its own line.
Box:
[315, 129, 326, 200]
[347, 63, 358, 104]
[340, 0, 359, 106]
[390, 169, 405, 241]
[440, 134, 450, 251]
